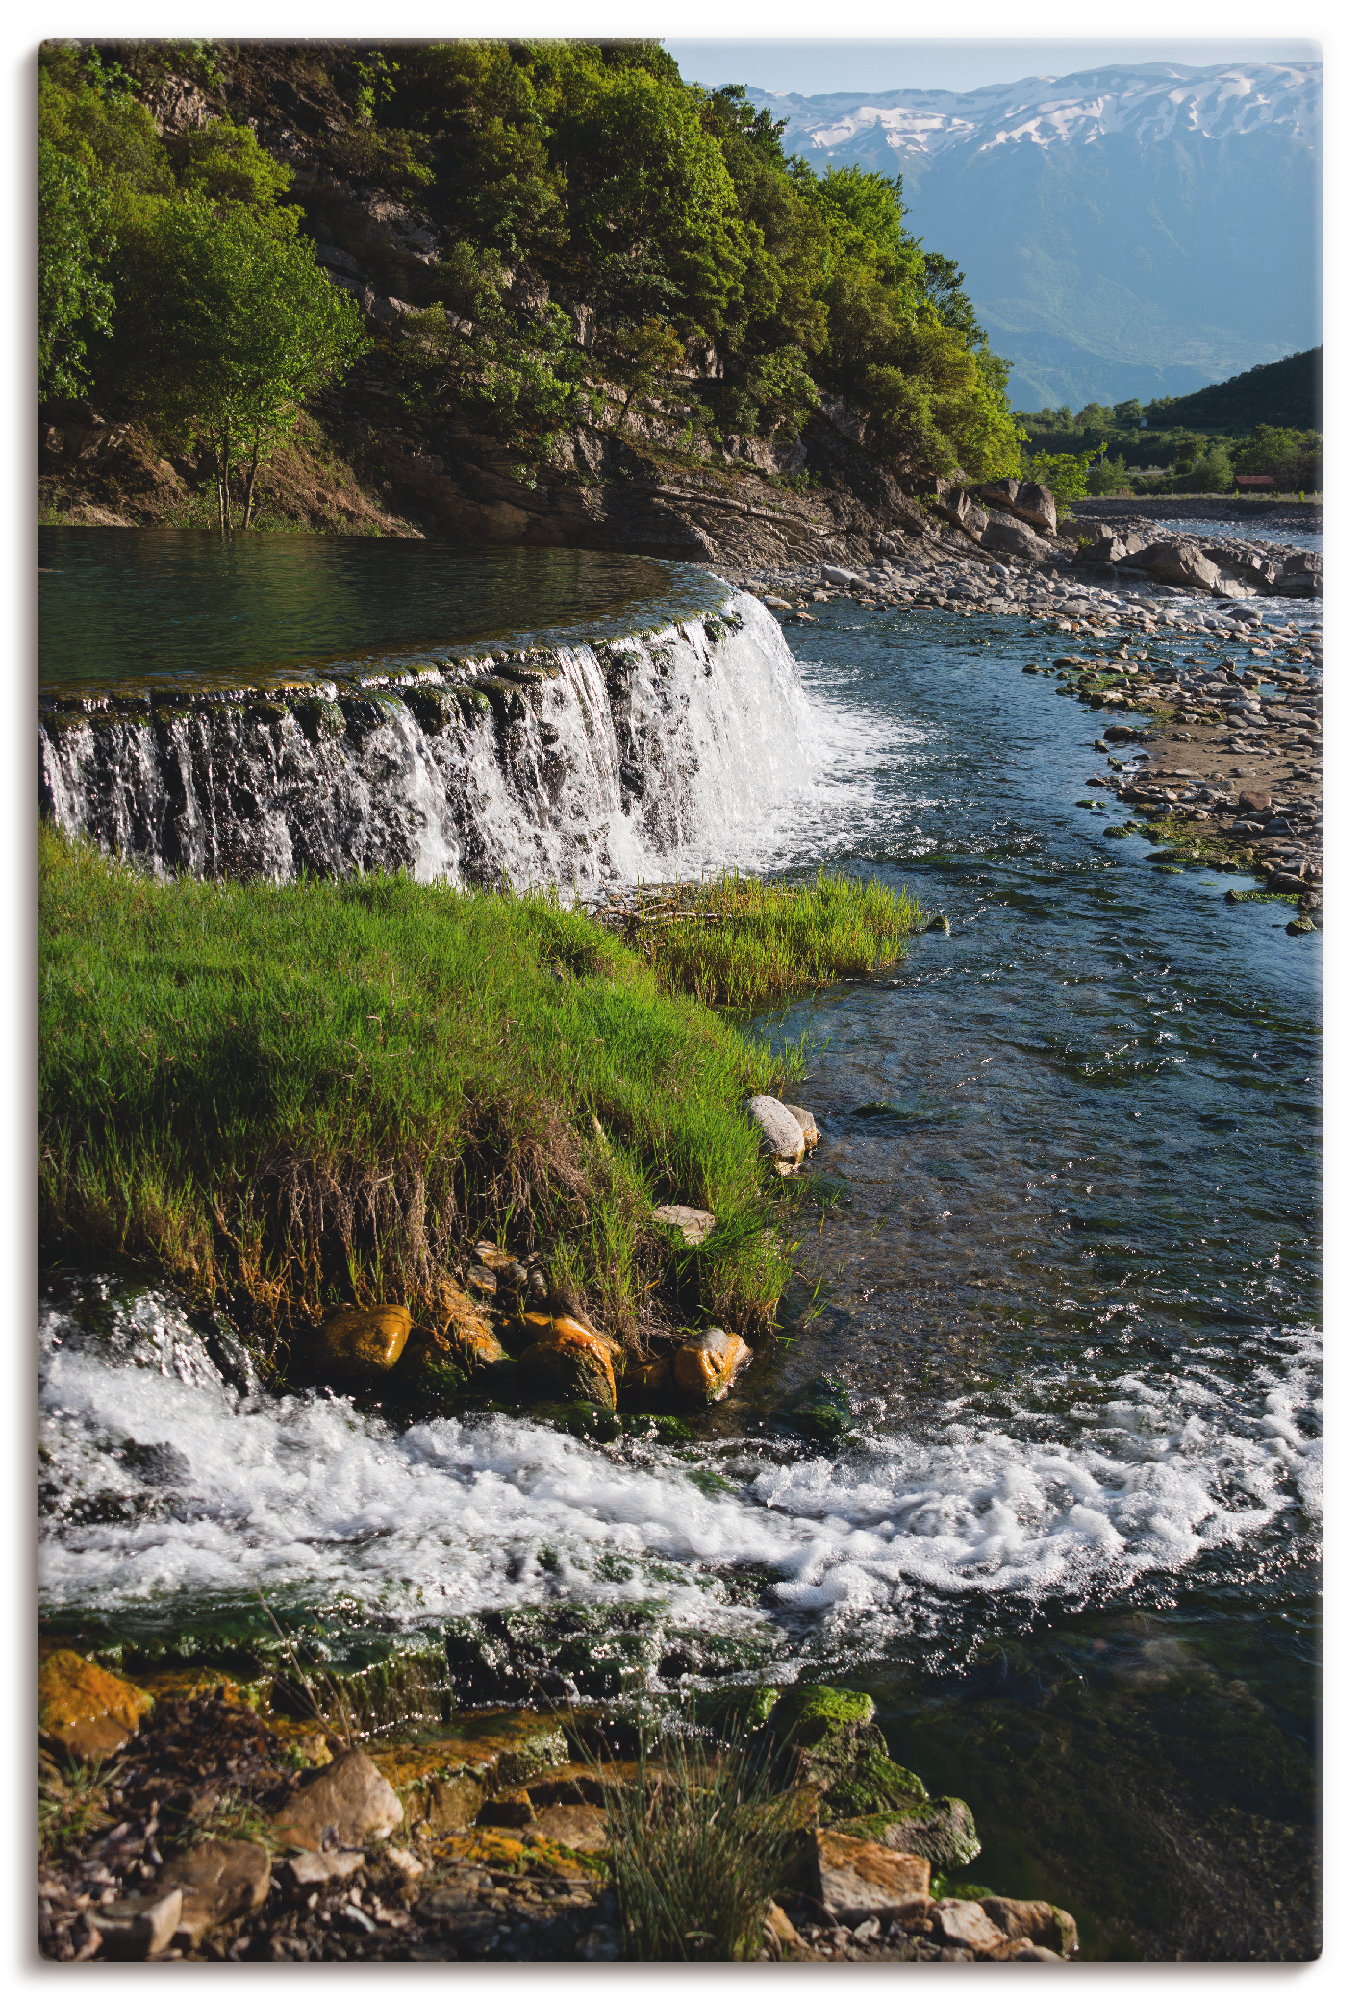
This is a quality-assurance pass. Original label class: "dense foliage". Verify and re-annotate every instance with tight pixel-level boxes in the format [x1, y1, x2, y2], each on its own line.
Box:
[38, 37, 1023, 504]
[1014, 347, 1323, 496]
[38, 44, 368, 526]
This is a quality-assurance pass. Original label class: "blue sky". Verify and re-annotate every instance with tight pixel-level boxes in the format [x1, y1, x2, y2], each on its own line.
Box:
[662, 39, 1320, 96]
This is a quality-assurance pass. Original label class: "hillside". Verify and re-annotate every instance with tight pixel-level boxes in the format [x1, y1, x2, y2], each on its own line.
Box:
[38, 36, 1024, 564]
[743, 62, 1321, 409]
[1150, 347, 1321, 434]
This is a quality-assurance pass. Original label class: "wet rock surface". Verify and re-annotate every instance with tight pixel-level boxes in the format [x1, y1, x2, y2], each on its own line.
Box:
[37, 1677, 1080, 1962]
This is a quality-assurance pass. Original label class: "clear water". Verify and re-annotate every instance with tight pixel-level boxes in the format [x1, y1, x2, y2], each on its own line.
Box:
[1153, 515, 1322, 553]
[37, 528, 726, 693]
[38, 595, 1320, 1958]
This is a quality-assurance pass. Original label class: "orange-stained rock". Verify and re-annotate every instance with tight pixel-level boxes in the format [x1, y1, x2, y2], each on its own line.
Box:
[513, 1310, 621, 1360]
[371, 1712, 571, 1834]
[38, 1650, 153, 1762]
[813, 1830, 932, 1926]
[318, 1305, 412, 1376]
[433, 1283, 511, 1371]
[672, 1327, 751, 1405]
[517, 1318, 618, 1410]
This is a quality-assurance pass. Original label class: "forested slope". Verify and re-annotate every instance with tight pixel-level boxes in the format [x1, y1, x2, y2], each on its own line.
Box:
[38, 37, 1023, 560]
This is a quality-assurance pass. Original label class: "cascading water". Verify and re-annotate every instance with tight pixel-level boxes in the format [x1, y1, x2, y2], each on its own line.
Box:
[39, 598, 818, 891]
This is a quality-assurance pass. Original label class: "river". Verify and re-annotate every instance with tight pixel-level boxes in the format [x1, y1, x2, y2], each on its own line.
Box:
[38, 545, 1320, 1960]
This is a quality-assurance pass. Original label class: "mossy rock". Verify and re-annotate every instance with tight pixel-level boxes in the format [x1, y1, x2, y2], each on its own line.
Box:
[838, 1796, 981, 1872]
[294, 696, 346, 743]
[482, 677, 528, 721]
[247, 700, 289, 724]
[778, 1374, 853, 1446]
[405, 688, 459, 735]
[694, 1683, 781, 1738]
[769, 1685, 928, 1817]
[448, 684, 492, 716]
[525, 1400, 622, 1445]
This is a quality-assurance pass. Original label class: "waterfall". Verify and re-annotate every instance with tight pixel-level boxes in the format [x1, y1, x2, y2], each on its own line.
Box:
[39, 595, 819, 890]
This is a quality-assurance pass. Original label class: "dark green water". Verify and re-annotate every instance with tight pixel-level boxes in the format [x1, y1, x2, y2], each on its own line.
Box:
[38, 527, 725, 692]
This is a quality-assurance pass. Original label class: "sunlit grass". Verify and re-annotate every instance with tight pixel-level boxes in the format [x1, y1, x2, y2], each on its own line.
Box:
[600, 870, 927, 1008]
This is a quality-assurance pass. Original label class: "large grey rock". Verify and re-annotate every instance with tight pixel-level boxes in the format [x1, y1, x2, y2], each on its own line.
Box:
[744, 1095, 806, 1164]
[980, 515, 1055, 564]
[1122, 539, 1223, 592]
[271, 1748, 404, 1851]
[973, 478, 1058, 535]
[940, 486, 988, 534]
[820, 564, 861, 587]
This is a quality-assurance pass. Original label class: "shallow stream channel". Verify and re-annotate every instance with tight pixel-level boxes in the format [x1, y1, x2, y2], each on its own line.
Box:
[39, 546, 1321, 1960]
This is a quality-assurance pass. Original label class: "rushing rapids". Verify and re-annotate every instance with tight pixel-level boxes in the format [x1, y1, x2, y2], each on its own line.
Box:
[39, 598, 814, 890]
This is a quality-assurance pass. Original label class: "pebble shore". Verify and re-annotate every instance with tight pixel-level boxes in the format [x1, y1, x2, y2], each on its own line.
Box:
[717, 531, 1322, 925]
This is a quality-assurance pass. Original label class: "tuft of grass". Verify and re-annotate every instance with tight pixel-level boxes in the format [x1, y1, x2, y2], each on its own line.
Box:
[598, 870, 927, 1009]
[605, 1729, 800, 1961]
[38, 1755, 120, 1859]
[39, 831, 809, 1347]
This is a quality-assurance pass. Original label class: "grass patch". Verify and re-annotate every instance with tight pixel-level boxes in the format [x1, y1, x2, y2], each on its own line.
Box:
[598, 871, 927, 1009]
[605, 1729, 800, 1961]
[40, 830, 818, 1350]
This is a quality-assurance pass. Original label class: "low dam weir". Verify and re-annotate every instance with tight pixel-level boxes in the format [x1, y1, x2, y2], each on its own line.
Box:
[39, 597, 813, 889]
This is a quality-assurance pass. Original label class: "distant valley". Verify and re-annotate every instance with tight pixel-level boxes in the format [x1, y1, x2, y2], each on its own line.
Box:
[746, 61, 1321, 408]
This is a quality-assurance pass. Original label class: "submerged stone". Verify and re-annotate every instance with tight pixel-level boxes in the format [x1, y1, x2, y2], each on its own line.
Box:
[779, 1373, 852, 1444]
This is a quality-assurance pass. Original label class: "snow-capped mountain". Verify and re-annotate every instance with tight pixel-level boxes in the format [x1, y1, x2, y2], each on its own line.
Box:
[744, 62, 1321, 408]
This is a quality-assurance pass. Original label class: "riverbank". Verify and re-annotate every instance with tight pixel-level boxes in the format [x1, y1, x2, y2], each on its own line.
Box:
[38, 1656, 1078, 1963]
[1070, 495, 1321, 526]
[718, 524, 1322, 919]
[40, 830, 925, 1368]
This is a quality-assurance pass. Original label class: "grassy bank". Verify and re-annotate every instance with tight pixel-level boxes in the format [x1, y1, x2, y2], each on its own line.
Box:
[601, 872, 927, 1008]
[40, 836, 922, 1351]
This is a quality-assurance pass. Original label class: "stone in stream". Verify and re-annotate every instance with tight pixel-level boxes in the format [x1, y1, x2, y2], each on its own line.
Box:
[516, 1313, 619, 1410]
[38, 1649, 153, 1762]
[317, 1304, 412, 1376]
[160, 1837, 272, 1947]
[779, 1373, 853, 1444]
[744, 1093, 807, 1167]
[672, 1327, 751, 1404]
[821, 565, 861, 587]
[875, 1795, 981, 1873]
[271, 1748, 404, 1851]
[431, 1282, 512, 1372]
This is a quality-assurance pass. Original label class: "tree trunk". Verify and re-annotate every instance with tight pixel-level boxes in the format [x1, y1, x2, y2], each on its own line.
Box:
[240, 434, 262, 532]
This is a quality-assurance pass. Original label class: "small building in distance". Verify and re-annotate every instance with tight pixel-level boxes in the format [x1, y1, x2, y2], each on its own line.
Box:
[1234, 474, 1275, 491]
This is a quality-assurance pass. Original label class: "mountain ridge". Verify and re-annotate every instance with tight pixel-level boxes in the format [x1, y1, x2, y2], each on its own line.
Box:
[745, 61, 1321, 408]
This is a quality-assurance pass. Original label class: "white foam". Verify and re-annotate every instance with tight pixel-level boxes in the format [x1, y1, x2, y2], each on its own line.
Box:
[39, 1289, 1319, 1666]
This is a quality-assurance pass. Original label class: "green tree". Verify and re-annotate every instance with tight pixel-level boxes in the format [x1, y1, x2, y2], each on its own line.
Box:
[110, 198, 368, 529]
[1027, 446, 1106, 512]
[38, 137, 114, 398]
